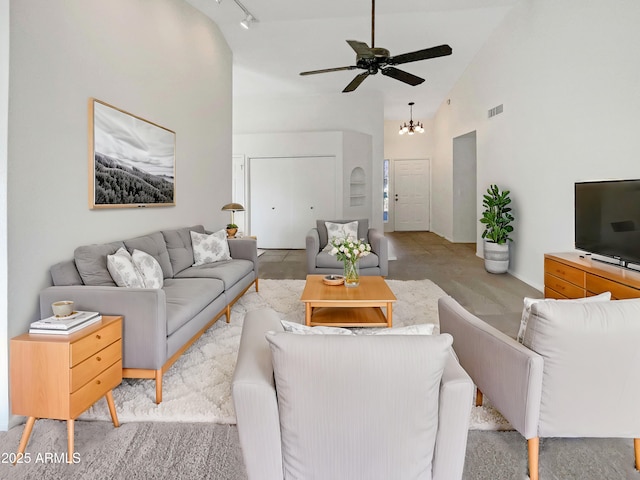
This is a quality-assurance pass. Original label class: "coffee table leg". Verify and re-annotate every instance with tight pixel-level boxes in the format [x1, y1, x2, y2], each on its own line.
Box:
[305, 303, 312, 326]
[387, 302, 393, 328]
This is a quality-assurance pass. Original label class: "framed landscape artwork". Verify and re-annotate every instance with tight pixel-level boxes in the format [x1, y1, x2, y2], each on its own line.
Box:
[89, 98, 176, 209]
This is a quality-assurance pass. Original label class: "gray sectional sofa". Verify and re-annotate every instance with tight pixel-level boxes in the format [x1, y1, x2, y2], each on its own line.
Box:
[39, 225, 258, 404]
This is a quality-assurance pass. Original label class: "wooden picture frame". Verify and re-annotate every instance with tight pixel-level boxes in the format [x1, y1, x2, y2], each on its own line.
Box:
[88, 98, 176, 209]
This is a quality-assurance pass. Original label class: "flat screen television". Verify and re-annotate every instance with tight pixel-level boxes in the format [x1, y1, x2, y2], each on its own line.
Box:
[575, 179, 640, 268]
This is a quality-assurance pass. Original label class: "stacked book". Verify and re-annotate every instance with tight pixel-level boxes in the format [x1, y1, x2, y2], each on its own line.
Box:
[29, 311, 102, 335]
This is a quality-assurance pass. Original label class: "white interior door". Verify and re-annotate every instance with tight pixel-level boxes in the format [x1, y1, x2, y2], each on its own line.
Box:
[250, 157, 292, 248]
[231, 154, 247, 234]
[290, 157, 336, 248]
[394, 159, 430, 231]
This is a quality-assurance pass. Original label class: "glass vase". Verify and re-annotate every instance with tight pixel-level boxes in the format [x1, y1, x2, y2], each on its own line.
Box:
[343, 260, 360, 287]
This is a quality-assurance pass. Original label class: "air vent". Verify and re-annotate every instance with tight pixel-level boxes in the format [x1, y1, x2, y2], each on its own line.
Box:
[488, 104, 504, 118]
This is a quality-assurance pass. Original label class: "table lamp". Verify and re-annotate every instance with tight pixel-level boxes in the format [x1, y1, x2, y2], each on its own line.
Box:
[221, 202, 245, 228]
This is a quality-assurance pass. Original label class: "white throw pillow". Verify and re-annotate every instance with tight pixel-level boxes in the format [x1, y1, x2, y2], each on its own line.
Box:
[190, 230, 231, 266]
[280, 320, 354, 335]
[517, 291, 612, 343]
[280, 320, 435, 336]
[366, 323, 436, 335]
[322, 220, 359, 252]
[132, 249, 164, 289]
[107, 247, 145, 288]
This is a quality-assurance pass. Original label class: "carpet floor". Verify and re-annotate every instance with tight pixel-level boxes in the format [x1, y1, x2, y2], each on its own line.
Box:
[2, 278, 636, 479]
[78, 279, 510, 430]
[0, 420, 636, 480]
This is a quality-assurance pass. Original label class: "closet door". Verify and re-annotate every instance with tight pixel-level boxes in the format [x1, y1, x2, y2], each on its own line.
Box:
[250, 157, 292, 248]
[289, 156, 336, 248]
[250, 156, 337, 249]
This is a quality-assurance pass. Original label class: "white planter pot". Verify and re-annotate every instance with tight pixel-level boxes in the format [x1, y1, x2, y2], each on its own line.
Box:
[483, 240, 509, 274]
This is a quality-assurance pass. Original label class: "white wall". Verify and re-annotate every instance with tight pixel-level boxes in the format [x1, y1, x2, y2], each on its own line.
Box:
[233, 93, 384, 231]
[431, 0, 640, 290]
[3, 0, 232, 429]
[343, 131, 373, 220]
[0, 0, 10, 432]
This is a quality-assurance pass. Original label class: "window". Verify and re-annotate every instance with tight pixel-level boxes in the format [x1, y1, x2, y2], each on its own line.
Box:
[383, 159, 389, 222]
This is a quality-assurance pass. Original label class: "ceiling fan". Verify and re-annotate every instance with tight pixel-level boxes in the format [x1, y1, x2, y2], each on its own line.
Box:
[299, 0, 453, 93]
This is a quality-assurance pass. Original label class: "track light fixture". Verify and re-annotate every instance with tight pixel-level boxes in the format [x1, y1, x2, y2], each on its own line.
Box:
[214, 0, 258, 30]
[399, 102, 424, 135]
[240, 14, 254, 29]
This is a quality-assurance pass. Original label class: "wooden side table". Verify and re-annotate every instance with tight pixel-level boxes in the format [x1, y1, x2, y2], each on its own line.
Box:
[10, 316, 123, 463]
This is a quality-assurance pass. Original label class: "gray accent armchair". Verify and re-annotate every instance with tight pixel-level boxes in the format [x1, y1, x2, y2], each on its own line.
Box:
[438, 296, 640, 480]
[305, 219, 389, 276]
[232, 308, 474, 480]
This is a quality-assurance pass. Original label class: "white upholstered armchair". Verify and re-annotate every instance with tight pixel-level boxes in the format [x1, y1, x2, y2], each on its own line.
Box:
[305, 219, 388, 276]
[438, 295, 640, 480]
[232, 308, 473, 480]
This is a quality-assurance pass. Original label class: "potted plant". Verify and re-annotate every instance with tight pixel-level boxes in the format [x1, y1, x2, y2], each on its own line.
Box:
[226, 223, 238, 238]
[480, 184, 514, 274]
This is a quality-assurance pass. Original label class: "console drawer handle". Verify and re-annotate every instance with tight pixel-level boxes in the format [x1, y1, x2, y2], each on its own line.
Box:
[96, 356, 101, 362]
[96, 380, 101, 385]
[96, 334, 101, 340]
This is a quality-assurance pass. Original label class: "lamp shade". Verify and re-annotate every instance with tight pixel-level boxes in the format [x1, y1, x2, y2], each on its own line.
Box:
[221, 203, 245, 212]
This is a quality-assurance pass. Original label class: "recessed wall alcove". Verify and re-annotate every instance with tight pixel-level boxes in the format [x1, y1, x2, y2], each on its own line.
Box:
[349, 167, 366, 207]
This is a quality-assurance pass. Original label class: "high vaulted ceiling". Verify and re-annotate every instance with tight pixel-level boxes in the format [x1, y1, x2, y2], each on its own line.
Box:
[186, 0, 520, 121]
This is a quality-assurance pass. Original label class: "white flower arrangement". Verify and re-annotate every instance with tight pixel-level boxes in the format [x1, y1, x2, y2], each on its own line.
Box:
[328, 236, 372, 263]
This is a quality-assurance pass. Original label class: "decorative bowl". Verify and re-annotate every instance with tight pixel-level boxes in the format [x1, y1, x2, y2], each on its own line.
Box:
[323, 274, 344, 286]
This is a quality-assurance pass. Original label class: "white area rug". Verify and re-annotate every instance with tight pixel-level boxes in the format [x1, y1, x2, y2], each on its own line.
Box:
[81, 279, 512, 431]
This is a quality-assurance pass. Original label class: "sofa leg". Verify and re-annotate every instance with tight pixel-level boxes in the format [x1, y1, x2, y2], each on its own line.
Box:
[528, 437, 539, 480]
[226, 305, 231, 323]
[475, 388, 483, 407]
[155, 370, 163, 404]
[635, 438, 640, 470]
[255, 278, 259, 292]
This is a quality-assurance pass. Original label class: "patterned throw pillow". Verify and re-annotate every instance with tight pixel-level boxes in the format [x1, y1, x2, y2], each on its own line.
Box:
[132, 249, 164, 289]
[322, 221, 359, 252]
[107, 247, 145, 288]
[190, 229, 231, 266]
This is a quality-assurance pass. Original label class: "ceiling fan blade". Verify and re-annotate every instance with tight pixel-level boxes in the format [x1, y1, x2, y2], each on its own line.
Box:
[388, 44, 453, 65]
[343, 72, 370, 93]
[381, 67, 425, 86]
[300, 66, 357, 76]
[346, 40, 374, 58]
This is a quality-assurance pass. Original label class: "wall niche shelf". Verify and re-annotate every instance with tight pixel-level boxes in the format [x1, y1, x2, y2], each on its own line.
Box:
[349, 167, 366, 207]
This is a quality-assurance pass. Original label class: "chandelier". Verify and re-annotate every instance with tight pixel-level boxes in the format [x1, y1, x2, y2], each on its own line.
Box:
[399, 102, 424, 135]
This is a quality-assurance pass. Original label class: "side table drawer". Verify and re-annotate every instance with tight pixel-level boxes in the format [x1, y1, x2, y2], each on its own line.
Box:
[544, 258, 585, 287]
[586, 273, 640, 299]
[71, 339, 122, 393]
[544, 286, 569, 299]
[70, 360, 122, 419]
[544, 273, 585, 298]
[70, 321, 121, 367]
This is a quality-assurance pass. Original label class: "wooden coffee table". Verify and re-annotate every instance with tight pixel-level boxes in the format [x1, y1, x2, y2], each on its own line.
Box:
[300, 275, 397, 328]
